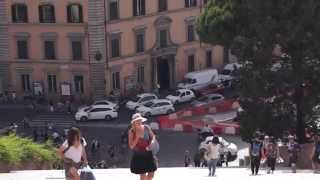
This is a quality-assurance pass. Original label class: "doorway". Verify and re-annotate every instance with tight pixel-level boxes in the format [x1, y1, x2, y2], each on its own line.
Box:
[157, 58, 170, 90]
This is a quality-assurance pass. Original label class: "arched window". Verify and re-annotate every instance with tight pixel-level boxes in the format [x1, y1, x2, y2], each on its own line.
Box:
[39, 4, 55, 23]
[67, 4, 83, 23]
[11, 4, 28, 23]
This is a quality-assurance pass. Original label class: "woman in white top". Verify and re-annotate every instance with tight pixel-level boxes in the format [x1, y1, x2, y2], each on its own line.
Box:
[206, 136, 221, 176]
[58, 127, 88, 180]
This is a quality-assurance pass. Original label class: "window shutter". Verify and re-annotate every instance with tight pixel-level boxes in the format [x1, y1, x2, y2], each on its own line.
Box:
[67, 5, 71, 22]
[51, 6, 55, 22]
[11, 5, 16, 22]
[185, 0, 189, 7]
[79, 5, 83, 22]
[141, 0, 146, 15]
[133, 0, 137, 16]
[39, 6, 43, 22]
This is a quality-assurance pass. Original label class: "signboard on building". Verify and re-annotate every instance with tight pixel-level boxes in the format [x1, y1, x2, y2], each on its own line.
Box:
[61, 83, 71, 96]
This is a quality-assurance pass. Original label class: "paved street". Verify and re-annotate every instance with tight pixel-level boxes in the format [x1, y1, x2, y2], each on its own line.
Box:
[2, 168, 319, 180]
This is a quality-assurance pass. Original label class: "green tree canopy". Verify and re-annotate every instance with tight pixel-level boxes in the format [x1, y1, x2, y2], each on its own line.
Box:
[197, 0, 320, 142]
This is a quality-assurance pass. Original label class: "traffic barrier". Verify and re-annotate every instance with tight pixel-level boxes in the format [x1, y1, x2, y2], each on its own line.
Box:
[208, 107, 217, 114]
[183, 124, 193, 133]
[168, 113, 178, 120]
[224, 126, 236, 135]
[150, 122, 159, 130]
[182, 110, 192, 117]
[173, 124, 183, 131]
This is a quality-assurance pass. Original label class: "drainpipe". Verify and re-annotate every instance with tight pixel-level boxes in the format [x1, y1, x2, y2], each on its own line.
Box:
[103, 0, 110, 95]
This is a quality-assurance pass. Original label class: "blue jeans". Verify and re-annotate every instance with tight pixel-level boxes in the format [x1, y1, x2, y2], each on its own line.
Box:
[207, 159, 219, 176]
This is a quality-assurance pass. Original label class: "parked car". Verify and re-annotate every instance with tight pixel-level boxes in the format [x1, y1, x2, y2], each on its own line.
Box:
[78, 99, 119, 111]
[136, 99, 175, 117]
[198, 83, 225, 96]
[199, 136, 238, 165]
[191, 94, 224, 107]
[125, 93, 158, 110]
[166, 89, 195, 104]
[75, 105, 118, 121]
[177, 69, 219, 91]
[218, 63, 242, 86]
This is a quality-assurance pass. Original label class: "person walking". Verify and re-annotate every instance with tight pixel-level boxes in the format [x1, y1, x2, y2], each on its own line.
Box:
[311, 134, 320, 173]
[287, 135, 300, 173]
[58, 127, 88, 180]
[184, 150, 191, 167]
[193, 152, 201, 167]
[265, 137, 279, 174]
[249, 135, 264, 175]
[128, 113, 157, 180]
[205, 136, 221, 176]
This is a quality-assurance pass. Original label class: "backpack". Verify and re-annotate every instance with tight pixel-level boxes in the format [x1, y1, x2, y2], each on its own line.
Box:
[251, 142, 261, 157]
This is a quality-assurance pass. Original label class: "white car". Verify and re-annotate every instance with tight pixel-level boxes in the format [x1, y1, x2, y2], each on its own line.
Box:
[191, 94, 224, 107]
[75, 105, 118, 121]
[78, 100, 119, 111]
[125, 93, 158, 110]
[199, 136, 238, 163]
[92, 100, 119, 110]
[136, 99, 175, 117]
[166, 89, 195, 104]
[218, 63, 242, 86]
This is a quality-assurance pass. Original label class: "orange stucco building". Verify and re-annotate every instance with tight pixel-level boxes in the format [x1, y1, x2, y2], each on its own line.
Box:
[0, 0, 224, 101]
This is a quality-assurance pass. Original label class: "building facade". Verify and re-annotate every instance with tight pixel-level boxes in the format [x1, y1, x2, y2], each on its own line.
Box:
[103, 0, 224, 96]
[0, 0, 224, 101]
[1, 0, 90, 101]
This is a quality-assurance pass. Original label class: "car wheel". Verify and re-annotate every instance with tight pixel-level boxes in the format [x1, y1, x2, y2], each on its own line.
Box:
[174, 100, 178, 105]
[145, 112, 151, 117]
[105, 115, 112, 121]
[134, 106, 139, 111]
[167, 109, 173, 114]
[80, 116, 88, 121]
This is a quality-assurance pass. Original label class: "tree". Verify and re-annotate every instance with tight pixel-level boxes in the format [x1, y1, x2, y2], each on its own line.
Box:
[197, 0, 320, 143]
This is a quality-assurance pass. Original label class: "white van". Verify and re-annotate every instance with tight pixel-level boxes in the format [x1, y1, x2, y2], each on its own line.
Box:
[177, 69, 219, 91]
[218, 63, 242, 83]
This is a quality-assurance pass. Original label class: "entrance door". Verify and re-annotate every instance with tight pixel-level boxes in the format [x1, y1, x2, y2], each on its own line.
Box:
[157, 58, 170, 90]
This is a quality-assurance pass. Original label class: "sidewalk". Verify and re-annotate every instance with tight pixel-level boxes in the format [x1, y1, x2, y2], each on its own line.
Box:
[1, 167, 319, 180]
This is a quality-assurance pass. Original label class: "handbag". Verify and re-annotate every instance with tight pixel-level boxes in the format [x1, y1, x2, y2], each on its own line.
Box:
[80, 165, 96, 180]
[148, 138, 160, 155]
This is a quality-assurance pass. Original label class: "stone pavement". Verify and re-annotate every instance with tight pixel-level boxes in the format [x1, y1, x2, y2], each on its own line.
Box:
[1, 168, 319, 180]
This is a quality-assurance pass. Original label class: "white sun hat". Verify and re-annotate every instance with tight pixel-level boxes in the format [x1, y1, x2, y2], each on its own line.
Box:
[131, 113, 147, 124]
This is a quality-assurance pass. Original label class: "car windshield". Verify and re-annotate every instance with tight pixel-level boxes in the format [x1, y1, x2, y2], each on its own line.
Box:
[197, 96, 209, 102]
[131, 96, 140, 102]
[144, 102, 154, 107]
[173, 91, 181, 96]
[84, 107, 91, 112]
[221, 69, 232, 75]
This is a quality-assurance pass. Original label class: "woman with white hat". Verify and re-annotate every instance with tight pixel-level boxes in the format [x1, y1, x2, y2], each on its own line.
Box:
[129, 113, 157, 180]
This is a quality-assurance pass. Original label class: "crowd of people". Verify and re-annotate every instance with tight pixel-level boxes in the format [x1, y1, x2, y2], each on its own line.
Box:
[55, 111, 319, 180]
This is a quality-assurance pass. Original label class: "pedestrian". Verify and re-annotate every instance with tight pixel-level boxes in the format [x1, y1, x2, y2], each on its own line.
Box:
[49, 101, 54, 112]
[287, 135, 300, 173]
[249, 135, 264, 175]
[58, 127, 88, 180]
[265, 137, 279, 174]
[193, 152, 201, 167]
[128, 113, 157, 180]
[184, 150, 191, 167]
[311, 134, 320, 173]
[205, 136, 221, 176]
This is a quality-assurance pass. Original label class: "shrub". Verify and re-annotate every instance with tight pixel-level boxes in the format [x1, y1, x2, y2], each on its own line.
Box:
[0, 135, 58, 166]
